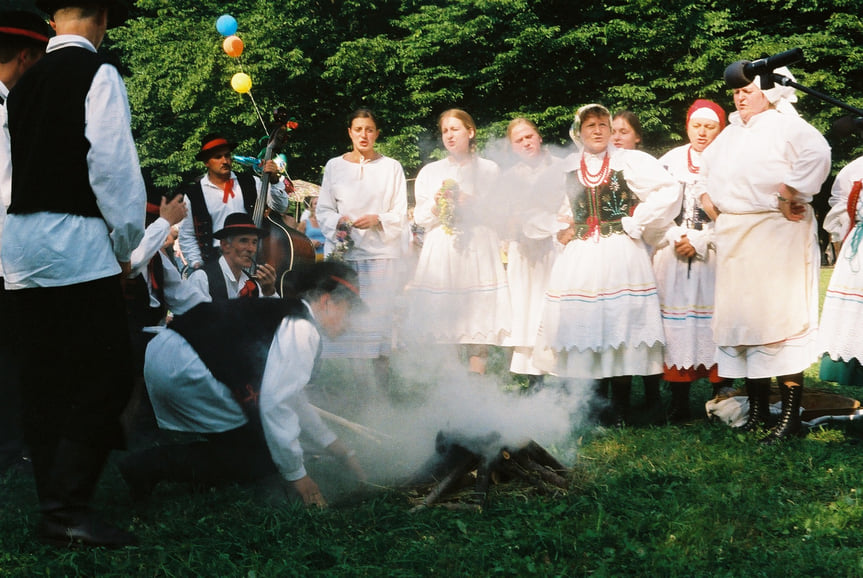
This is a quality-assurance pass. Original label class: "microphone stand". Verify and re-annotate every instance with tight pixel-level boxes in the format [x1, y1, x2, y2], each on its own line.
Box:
[769, 72, 863, 117]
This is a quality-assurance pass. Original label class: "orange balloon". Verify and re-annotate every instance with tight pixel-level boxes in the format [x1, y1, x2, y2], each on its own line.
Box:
[222, 35, 244, 58]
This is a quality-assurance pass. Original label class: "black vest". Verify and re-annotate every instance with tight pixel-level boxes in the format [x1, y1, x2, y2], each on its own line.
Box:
[169, 298, 315, 421]
[8, 47, 105, 217]
[203, 258, 259, 302]
[185, 173, 257, 263]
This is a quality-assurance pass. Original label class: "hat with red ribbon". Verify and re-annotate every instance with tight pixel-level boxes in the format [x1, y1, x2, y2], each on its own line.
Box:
[195, 132, 238, 162]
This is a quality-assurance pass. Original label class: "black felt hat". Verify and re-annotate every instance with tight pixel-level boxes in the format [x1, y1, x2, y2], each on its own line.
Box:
[195, 133, 238, 162]
[0, 3, 51, 43]
[213, 213, 268, 240]
[35, 0, 129, 28]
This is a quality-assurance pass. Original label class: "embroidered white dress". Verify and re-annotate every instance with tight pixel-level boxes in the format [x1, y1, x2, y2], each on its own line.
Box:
[695, 109, 831, 378]
[653, 144, 718, 372]
[405, 156, 511, 345]
[820, 155, 863, 370]
[534, 147, 680, 379]
[499, 154, 568, 374]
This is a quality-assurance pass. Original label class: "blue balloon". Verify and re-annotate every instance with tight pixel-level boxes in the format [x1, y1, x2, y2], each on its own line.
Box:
[216, 14, 238, 36]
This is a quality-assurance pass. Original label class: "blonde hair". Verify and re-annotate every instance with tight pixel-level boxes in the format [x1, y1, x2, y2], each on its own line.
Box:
[506, 117, 540, 141]
[438, 108, 477, 151]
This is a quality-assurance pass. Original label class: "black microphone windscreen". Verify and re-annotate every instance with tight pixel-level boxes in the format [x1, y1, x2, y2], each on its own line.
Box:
[724, 60, 752, 89]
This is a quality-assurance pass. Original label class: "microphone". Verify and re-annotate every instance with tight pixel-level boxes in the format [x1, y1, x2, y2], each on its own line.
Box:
[724, 48, 805, 89]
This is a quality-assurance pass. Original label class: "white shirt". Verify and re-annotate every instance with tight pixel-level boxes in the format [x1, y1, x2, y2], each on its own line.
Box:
[823, 155, 863, 242]
[696, 108, 831, 214]
[146, 301, 337, 482]
[317, 155, 407, 260]
[187, 255, 275, 300]
[0, 79, 10, 278]
[260, 305, 337, 480]
[128, 217, 209, 314]
[177, 172, 289, 266]
[2, 35, 145, 289]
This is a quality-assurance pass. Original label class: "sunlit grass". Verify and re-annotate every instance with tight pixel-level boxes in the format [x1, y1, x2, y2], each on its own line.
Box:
[2, 268, 862, 575]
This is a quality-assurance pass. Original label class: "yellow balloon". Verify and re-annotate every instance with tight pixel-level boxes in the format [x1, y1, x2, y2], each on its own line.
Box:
[230, 72, 252, 94]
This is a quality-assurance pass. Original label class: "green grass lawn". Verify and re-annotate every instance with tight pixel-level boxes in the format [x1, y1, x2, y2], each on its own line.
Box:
[3, 269, 862, 577]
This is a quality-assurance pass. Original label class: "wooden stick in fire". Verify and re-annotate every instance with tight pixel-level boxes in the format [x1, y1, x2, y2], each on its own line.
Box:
[310, 404, 393, 444]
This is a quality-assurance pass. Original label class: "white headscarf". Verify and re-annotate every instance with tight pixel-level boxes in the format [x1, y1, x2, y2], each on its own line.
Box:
[753, 66, 798, 116]
[569, 103, 611, 148]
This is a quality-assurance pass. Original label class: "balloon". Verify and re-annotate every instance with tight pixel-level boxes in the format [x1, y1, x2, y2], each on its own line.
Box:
[216, 14, 238, 36]
[222, 35, 244, 58]
[230, 72, 252, 94]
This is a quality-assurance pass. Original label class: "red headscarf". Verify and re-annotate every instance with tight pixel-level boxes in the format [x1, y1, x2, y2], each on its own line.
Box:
[686, 99, 726, 131]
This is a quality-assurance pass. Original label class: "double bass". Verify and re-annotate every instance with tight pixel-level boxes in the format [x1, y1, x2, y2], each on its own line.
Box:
[249, 108, 316, 295]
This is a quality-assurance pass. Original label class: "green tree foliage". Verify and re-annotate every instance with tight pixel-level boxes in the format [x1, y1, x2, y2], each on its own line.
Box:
[111, 0, 862, 188]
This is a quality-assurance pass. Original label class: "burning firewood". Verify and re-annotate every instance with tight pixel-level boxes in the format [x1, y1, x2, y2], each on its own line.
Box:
[408, 430, 569, 511]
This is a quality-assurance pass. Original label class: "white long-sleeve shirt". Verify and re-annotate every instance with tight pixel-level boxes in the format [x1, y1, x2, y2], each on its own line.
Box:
[0, 80, 10, 278]
[823, 155, 863, 242]
[146, 302, 337, 482]
[128, 218, 209, 315]
[177, 172, 289, 267]
[316, 155, 407, 260]
[2, 35, 145, 289]
[695, 109, 831, 214]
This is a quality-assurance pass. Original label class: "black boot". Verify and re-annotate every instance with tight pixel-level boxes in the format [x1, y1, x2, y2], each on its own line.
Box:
[38, 439, 136, 548]
[610, 379, 631, 428]
[761, 384, 804, 444]
[641, 375, 662, 411]
[667, 382, 691, 423]
[738, 378, 770, 432]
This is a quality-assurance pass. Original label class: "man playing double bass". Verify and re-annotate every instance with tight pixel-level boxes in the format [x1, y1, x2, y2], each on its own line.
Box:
[186, 212, 278, 301]
[178, 132, 289, 272]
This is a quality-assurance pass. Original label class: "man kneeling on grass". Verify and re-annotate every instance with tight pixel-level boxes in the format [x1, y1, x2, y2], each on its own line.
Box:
[119, 262, 367, 507]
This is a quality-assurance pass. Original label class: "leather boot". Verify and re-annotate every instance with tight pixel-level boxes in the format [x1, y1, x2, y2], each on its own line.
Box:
[641, 375, 662, 410]
[38, 439, 136, 548]
[761, 384, 804, 444]
[738, 378, 770, 432]
[666, 382, 691, 423]
[610, 378, 631, 428]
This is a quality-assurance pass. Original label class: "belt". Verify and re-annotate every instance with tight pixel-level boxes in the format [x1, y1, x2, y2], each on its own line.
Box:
[575, 220, 625, 240]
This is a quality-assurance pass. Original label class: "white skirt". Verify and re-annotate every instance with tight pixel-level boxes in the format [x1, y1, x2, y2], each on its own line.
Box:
[534, 233, 665, 378]
[653, 241, 717, 370]
[405, 224, 511, 345]
[820, 224, 863, 364]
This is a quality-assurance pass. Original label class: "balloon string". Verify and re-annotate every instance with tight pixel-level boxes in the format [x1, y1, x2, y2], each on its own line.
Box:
[246, 91, 268, 134]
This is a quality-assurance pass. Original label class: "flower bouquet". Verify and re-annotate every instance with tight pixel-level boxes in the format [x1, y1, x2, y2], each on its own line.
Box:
[436, 179, 461, 235]
[328, 220, 354, 262]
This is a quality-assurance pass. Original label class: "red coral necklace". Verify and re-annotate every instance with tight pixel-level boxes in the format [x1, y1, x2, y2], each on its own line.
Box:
[579, 153, 611, 187]
[687, 146, 700, 174]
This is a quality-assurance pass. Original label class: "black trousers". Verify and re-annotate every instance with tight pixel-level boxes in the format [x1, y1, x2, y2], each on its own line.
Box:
[13, 276, 133, 453]
[0, 281, 23, 471]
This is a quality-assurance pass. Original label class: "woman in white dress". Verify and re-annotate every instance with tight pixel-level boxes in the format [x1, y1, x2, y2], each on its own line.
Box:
[316, 108, 408, 390]
[696, 68, 831, 442]
[406, 108, 510, 375]
[500, 118, 567, 388]
[535, 104, 680, 425]
[819, 155, 863, 386]
[654, 99, 729, 421]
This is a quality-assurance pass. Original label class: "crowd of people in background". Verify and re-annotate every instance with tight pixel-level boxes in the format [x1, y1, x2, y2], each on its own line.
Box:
[1, 0, 862, 551]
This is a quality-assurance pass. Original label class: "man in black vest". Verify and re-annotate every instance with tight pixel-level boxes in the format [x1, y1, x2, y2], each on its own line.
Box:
[0, 2, 51, 477]
[177, 133, 290, 272]
[4, 0, 142, 547]
[187, 212, 278, 301]
[120, 262, 367, 507]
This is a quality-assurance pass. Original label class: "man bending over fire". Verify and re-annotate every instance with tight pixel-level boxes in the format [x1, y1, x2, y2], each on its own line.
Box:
[119, 262, 366, 506]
